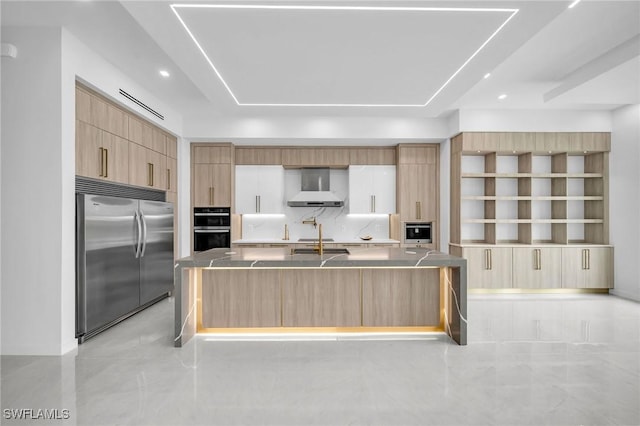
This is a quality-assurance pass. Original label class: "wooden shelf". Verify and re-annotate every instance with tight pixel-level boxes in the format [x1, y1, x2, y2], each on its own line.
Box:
[462, 173, 603, 178]
[462, 196, 604, 201]
[463, 219, 604, 224]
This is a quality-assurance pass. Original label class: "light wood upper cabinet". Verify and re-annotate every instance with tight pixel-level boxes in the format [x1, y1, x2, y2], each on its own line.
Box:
[193, 146, 232, 164]
[166, 135, 178, 159]
[463, 247, 513, 289]
[561, 247, 613, 289]
[167, 157, 177, 192]
[349, 148, 396, 165]
[397, 145, 439, 221]
[76, 120, 102, 178]
[128, 143, 166, 189]
[101, 131, 130, 184]
[235, 147, 282, 165]
[512, 247, 562, 288]
[398, 162, 438, 221]
[281, 148, 350, 167]
[193, 163, 232, 207]
[76, 87, 91, 123]
[76, 121, 128, 183]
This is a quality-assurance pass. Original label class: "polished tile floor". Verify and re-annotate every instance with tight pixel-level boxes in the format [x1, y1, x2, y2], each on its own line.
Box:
[2, 294, 639, 425]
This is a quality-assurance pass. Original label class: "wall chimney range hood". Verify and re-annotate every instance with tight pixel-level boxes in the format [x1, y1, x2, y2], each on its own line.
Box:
[287, 168, 344, 207]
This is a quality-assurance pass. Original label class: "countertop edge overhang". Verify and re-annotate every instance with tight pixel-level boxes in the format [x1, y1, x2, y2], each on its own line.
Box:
[175, 247, 466, 269]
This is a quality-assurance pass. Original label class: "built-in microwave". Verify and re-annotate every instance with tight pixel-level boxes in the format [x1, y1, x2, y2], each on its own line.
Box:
[404, 222, 432, 244]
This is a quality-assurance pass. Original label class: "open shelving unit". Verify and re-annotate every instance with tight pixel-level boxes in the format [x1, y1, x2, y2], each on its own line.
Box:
[449, 132, 613, 291]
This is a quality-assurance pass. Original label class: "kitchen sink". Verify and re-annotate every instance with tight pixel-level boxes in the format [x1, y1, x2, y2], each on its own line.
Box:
[297, 238, 334, 242]
[292, 248, 349, 255]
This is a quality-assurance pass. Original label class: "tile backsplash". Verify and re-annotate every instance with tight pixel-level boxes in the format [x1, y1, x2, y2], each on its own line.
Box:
[240, 169, 390, 241]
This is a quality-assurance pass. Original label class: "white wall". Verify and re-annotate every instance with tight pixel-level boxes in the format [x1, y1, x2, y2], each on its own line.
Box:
[183, 114, 450, 142]
[458, 109, 612, 132]
[0, 26, 187, 355]
[1, 27, 69, 354]
[610, 104, 640, 302]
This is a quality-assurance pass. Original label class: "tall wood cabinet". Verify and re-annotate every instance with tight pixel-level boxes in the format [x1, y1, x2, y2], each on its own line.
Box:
[450, 132, 613, 290]
[396, 144, 440, 249]
[191, 144, 234, 208]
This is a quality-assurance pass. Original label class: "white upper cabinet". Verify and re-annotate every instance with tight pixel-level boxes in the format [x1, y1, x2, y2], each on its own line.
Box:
[348, 165, 396, 214]
[235, 166, 285, 214]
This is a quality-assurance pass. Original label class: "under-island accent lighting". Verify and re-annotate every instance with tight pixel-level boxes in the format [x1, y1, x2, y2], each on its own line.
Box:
[568, 0, 582, 9]
[498, 94, 508, 100]
[170, 4, 519, 107]
[159, 70, 171, 78]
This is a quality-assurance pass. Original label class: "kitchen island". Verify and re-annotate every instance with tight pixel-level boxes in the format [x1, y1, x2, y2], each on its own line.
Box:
[174, 246, 467, 346]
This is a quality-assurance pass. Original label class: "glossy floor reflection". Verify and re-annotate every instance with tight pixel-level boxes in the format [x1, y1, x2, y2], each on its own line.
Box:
[2, 294, 639, 425]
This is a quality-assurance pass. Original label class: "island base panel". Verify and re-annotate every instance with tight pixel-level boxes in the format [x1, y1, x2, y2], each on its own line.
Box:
[282, 269, 361, 327]
[362, 269, 441, 327]
[200, 269, 281, 328]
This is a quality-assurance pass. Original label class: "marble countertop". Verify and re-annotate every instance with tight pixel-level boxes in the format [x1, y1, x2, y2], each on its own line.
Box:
[232, 238, 400, 244]
[177, 246, 465, 269]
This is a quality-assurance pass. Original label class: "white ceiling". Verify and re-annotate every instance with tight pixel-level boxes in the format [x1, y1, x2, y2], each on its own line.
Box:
[2, 0, 639, 121]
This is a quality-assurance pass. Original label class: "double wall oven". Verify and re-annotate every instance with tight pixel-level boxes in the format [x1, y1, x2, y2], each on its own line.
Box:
[193, 207, 231, 251]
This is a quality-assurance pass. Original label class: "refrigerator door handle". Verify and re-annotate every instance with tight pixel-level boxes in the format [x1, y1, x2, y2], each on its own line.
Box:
[140, 211, 148, 257]
[134, 210, 142, 258]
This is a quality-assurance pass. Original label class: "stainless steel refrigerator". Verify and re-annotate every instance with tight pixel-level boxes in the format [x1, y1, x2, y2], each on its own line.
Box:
[76, 193, 174, 342]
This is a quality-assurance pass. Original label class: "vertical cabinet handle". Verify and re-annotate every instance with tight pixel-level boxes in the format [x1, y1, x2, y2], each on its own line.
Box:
[255, 195, 261, 213]
[484, 249, 492, 270]
[167, 168, 171, 190]
[103, 148, 108, 178]
[147, 163, 154, 186]
[98, 147, 104, 177]
[416, 201, 422, 219]
[581, 249, 589, 270]
[209, 187, 214, 205]
[586, 249, 590, 270]
[373, 195, 376, 213]
[533, 249, 542, 271]
[370, 195, 376, 213]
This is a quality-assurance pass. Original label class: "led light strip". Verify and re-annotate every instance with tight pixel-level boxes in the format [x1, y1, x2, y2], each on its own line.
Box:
[171, 4, 519, 107]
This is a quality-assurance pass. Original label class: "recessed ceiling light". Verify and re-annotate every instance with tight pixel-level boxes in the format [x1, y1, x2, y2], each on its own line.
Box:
[483, 73, 491, 79]
[159, 70, 170, 78]
[498, 94, 508, 100]
[170, 4, 519, 107]
[568, 0, 581, 9]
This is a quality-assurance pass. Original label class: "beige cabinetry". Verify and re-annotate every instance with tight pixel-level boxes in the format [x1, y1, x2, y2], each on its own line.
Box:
[512, 247, 562, 288]
[281, 147, 350, 167]
[191, 144, 233, 208]
[561, 247, 613, 289]
[201, 269, 281, 328]
[128, 142, 167, 189]
[193, 163, 232, 207]
[361, 269, 440, 326]
[463, 247, 513, 289]
[282, 269, 361, 327]
[235, 147, 282, 165]
[396, 144, 439, 249]
[451, 132, 613, 291]
[76, 84, 178, 191]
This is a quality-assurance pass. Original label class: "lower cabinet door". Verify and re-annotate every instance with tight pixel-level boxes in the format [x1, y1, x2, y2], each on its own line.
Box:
[463, 247, 513, 289]
[562, 247, 613, 289]
[512, 247, 562, 288]
[200, 269, 281, 327]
